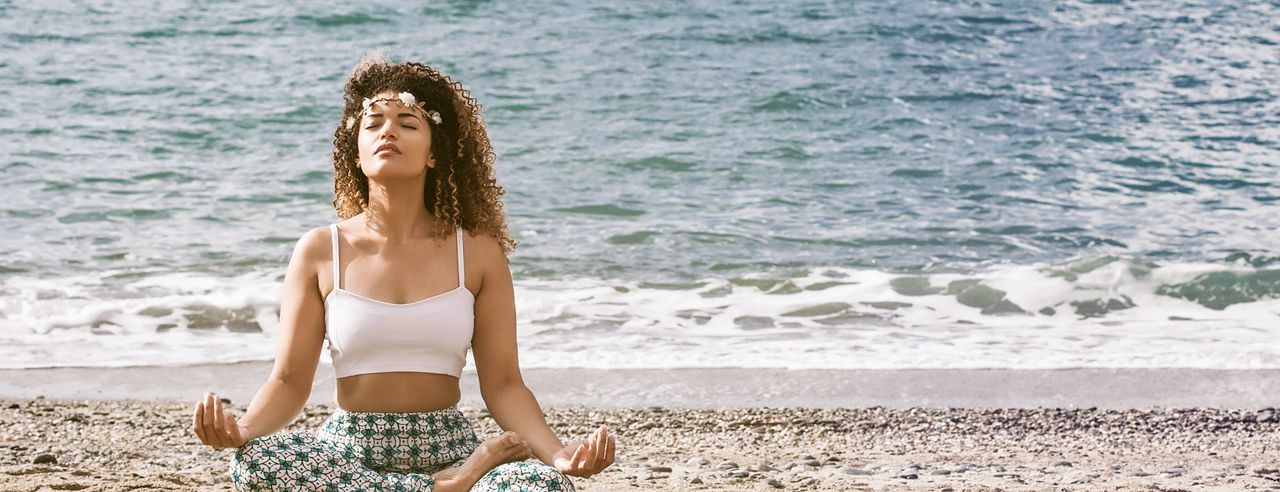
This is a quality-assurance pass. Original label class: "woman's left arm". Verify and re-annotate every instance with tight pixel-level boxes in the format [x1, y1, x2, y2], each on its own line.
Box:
[469, 233, 615, 477]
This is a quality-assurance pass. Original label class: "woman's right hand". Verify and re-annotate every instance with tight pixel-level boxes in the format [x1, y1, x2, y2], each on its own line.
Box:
[193, 392, 251, 450]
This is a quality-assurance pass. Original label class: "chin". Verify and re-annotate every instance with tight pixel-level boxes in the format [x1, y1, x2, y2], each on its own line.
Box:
[362, 161, 428, 180]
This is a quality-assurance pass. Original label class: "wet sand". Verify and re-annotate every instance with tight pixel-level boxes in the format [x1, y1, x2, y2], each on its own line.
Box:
[2, 363, 1278, 409]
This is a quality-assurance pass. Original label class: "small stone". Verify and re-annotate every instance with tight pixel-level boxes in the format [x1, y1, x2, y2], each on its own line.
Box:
[803, 459, 822, 467]
[647, 466, 672, 473]
[766, 478, 784, 488]
[843, 467, 873, 475]
[930, 469, 951, 475]
[896, 471, 919, 479]
[717, 461, 739, 470]
[1053, 461, 1073, 467]
[688, 477, 703, 484]
[33, 453, 57, 465]
[6, 403, 17, 409]
[688, 457, 710, 466]
[728, 470, 750, 479]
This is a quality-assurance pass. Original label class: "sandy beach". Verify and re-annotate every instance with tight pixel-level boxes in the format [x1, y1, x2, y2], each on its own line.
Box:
[1, 366, 1278, 490]
[1, 399, 1278, 491]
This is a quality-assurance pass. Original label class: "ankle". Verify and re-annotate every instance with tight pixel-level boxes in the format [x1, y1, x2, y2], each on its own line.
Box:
[441, 469, 481, 487]
[433, 467, 459, 481]
[433, 477, 462, 492]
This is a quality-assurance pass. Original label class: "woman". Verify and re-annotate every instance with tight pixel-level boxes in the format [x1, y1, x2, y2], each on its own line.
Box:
[191, 52, 615, 491]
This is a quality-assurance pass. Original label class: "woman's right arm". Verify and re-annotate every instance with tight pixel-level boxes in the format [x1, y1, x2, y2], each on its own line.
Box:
[193, 226, 331, 448]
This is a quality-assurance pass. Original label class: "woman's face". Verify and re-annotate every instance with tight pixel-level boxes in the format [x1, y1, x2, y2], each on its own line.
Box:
[356, 90, 433, 179]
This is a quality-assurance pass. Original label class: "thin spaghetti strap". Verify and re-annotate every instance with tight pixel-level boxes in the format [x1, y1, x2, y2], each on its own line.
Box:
[330, 224, 341, 290]
[455, 227, 464, 288]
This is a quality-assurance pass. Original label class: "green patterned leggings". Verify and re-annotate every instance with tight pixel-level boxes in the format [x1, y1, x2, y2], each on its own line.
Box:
[229, 406, 575, 491]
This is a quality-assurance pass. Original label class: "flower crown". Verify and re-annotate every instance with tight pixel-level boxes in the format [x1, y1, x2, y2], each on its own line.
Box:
[347, 92, 442, 129]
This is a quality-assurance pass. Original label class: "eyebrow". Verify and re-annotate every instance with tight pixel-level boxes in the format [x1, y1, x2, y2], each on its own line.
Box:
[364, 112, 422, 121]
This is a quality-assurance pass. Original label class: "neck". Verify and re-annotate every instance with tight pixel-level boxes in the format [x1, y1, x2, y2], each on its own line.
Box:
[363, 178, 432, 242]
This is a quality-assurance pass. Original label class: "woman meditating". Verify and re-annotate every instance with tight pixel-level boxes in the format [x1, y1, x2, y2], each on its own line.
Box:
[191, 52, 615, 491]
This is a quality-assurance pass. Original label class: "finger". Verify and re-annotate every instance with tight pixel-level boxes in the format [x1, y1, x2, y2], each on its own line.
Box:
[213, 395, 227, 446]
[594, 427, 607, 465]
[201, 393, 220, 448]
[591, 429, 605, 467]
[603, 435, 616, 468]
[569, 440, 587, 470]
[225, 409, 243, 446]
[578, 436, 592, 467]
[214, 395, 232, 448]
[579, 433, 596, 471]
[193, 400, 208, 444]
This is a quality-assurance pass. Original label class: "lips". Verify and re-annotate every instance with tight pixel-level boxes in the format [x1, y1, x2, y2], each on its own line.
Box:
[375, 142, 400, 155]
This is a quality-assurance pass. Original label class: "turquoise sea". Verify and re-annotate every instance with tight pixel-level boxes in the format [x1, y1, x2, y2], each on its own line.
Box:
[1, 1, 1277, 369]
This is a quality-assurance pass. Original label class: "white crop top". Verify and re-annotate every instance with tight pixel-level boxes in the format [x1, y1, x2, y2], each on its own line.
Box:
[323, 224, 475, 378]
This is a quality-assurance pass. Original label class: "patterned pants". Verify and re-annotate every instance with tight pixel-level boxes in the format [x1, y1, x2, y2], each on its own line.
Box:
[230, 406, 575, 491]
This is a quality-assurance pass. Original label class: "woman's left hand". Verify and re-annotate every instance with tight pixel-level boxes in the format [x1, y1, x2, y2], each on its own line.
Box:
[552, 425, 615, 478]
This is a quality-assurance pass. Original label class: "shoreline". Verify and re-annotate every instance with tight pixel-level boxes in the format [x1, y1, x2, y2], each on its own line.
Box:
[0, 363, 1277, 409]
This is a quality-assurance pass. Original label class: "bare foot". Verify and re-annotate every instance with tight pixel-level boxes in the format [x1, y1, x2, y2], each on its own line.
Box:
[433, 431, 531, 491]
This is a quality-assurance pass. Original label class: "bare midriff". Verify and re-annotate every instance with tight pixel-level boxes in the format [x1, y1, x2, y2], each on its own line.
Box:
[335, 372, 461, 413]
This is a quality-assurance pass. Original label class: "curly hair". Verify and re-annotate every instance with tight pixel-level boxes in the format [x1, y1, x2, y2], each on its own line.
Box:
[331, 50, 517, 255]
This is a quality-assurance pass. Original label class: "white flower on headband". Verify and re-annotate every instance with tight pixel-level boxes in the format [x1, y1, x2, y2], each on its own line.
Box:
[360, 92, 443, 125]
[423, 110, 442, 125]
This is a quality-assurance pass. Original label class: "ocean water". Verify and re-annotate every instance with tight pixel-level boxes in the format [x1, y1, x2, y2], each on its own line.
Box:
[1, 1, 1278, 370]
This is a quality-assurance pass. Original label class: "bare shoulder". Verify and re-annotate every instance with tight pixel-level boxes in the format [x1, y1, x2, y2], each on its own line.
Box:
[264, 226, 334, 301]
[282, 225, 335, 287]
[461, 229, 510, 273]
[290, 225, 334, 268]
